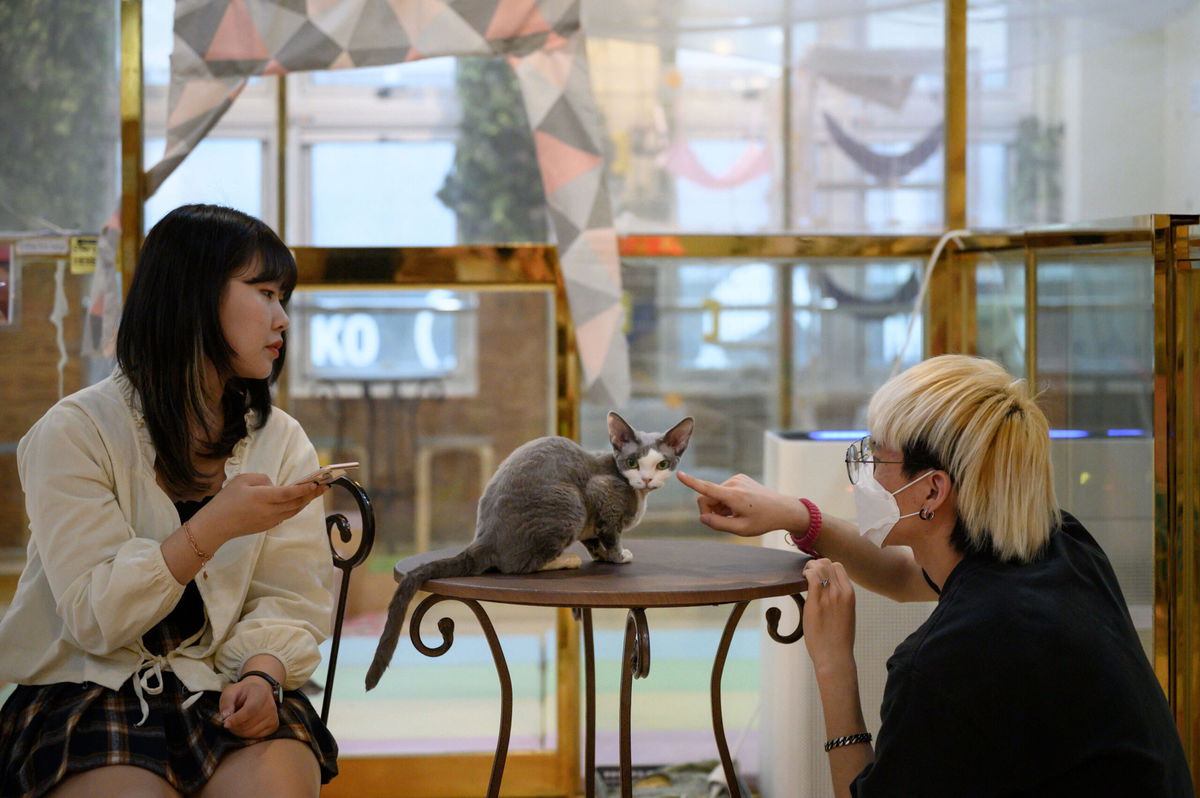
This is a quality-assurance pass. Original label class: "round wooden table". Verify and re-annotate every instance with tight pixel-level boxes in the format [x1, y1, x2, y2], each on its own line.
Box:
[396, 538, 812, 798]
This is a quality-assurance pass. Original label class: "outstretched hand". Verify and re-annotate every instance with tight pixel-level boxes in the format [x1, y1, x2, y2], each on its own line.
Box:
[676, 471, 811, 538]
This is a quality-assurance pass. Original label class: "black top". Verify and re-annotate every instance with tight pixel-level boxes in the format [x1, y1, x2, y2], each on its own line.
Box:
[142, 497, 211, 656]
[852, 512, 1193, 798]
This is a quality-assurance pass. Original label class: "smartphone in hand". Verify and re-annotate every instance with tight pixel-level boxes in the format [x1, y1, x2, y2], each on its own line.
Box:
[292, 462, 359, 486]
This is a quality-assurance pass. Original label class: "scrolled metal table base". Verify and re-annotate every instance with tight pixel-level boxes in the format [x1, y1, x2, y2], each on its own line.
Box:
[576, 595, 805, 798]
[407, 590, 806, 798]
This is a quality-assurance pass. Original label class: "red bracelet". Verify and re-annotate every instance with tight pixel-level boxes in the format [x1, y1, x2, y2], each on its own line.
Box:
[787, 498, 822, 555]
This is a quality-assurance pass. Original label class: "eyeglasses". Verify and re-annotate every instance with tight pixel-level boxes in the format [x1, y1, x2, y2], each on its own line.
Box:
[844, 435, 905, 484]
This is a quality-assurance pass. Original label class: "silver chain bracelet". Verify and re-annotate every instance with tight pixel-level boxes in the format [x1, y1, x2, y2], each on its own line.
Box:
[824, 732, 873, 752]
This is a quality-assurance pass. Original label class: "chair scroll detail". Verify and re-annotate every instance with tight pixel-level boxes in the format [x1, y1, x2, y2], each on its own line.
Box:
[321, 475, 376, 725]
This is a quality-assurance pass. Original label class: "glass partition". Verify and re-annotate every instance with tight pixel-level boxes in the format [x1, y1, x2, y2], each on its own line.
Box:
[1032, 239, 1157, 658]
[284, 246, 578, 797]
[788, 258, 927, 429]
[577, 240, 930, 774]
[972, 226, 1160, 660]
[580, 250, 928, 539]
[973, 248, 1027, 375]
[285, 284, 560, 758]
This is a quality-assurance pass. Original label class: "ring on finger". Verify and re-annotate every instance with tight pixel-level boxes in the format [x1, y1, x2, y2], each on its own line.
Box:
[820, 578, 830, 587]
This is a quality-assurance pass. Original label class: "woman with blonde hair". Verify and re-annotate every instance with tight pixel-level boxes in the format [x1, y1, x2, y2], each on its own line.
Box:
[680, 354, 1191, 797]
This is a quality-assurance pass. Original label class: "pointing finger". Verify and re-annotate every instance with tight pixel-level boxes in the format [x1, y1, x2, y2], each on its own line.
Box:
[678, 471, 737, 504]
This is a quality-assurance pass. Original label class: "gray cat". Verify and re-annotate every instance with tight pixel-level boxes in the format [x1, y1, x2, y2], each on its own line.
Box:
[365, 411, 694, 689]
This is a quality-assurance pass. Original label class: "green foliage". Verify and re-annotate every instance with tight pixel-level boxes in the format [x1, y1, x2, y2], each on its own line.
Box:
[0, 0, 118, 231]
[436, 57, 548, 244]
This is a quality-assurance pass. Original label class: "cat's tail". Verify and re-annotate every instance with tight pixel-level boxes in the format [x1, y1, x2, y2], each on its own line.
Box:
[365, 547, 486, 690]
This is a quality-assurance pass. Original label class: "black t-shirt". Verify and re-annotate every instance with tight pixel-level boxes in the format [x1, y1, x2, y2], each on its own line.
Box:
[852, 512, 1193, 798]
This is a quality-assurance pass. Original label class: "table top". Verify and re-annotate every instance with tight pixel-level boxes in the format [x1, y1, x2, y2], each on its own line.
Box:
[393, 539, 812, 608]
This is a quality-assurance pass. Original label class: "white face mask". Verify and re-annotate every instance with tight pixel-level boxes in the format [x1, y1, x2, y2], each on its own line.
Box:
[853, 469, 935, 546]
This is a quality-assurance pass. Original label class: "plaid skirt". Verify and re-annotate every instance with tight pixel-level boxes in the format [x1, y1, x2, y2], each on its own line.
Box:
[0, 675, 338, 798]
[0, 580, 338, 797]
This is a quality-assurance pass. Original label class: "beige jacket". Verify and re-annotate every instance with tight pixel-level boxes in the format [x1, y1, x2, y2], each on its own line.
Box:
[0, 371, 333, 719]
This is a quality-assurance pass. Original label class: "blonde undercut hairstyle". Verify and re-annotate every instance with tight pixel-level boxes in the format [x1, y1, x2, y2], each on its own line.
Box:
[867, 354, 1061, 563]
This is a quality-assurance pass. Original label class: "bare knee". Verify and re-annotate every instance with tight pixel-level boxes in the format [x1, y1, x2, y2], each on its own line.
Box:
[199, 738, 319, 798]
[48, 765, 181, 798]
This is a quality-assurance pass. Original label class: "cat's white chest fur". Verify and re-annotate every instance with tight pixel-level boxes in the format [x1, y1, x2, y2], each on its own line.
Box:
[625, 491, 648, 531]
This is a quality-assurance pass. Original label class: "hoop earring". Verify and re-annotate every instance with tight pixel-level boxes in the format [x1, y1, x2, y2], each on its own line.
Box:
[918, 507, 935, 521]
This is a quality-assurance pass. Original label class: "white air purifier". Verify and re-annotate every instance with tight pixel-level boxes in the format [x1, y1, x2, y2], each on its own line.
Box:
[757, 430, 937, 798]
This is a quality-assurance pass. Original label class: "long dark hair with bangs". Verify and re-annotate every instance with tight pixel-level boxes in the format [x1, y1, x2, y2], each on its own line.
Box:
[116, 204, 297, 497]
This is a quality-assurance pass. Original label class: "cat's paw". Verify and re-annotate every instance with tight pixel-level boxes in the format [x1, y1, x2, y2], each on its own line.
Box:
[618, 548, 633, 564]
[541, 553, 582, 571]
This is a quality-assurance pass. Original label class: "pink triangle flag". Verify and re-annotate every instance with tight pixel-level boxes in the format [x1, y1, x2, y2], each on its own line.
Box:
[579, 227, 621, 285]
[205, 0, 271, 62]
[521, 47, 573, 91]
[534, 131, 602, 198]
[575, 304, 622, 379]
[392, 0, 444, 44]
[485, 0, 551, 41]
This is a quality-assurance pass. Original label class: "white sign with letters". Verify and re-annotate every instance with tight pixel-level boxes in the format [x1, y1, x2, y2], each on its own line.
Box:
[286, 290, 478, 398]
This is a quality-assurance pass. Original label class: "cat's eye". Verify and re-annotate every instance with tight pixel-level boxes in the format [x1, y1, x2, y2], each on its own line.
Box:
[625, 457, 638, 469]
[656, 460, 670, 470]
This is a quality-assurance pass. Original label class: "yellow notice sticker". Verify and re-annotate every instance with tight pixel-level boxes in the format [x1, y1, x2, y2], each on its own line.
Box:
[70, 236, 98, 274]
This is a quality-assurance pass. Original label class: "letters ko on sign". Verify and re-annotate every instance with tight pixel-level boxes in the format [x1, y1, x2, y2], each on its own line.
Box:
[310, 313, 381, 367]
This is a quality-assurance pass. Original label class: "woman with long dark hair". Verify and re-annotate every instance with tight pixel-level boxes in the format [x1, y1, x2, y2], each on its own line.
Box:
[0, 205, 338, 797]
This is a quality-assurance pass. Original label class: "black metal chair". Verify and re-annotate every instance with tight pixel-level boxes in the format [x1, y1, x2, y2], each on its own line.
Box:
[319, 475, 376, 724]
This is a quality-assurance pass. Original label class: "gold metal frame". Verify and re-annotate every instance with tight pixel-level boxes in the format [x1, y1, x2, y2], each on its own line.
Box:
[119, 0, 144, 286]
[1151, 216, 1200, 781]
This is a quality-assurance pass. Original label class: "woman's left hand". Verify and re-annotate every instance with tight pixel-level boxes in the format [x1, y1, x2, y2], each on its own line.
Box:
[802, 558, 858, 675]
[218, 677, 280, 738]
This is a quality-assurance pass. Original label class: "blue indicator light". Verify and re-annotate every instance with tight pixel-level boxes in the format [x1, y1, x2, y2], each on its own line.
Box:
[808, 430, 870, 441]
[1105, 428, 1146, 437]
[1048, 429, 1089, 439]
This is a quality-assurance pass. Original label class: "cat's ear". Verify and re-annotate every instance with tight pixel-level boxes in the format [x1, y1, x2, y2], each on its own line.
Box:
[662, 417, 694, 456]
[607, 411, 637, 448]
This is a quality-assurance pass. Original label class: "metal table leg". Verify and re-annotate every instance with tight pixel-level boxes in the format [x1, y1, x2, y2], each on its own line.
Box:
[410, 594, 512, 798]
[711, 595, 806, 798]
[711, 601, 749, 798]
[619, 608, 650, 798]
[574, 607, 597, 798]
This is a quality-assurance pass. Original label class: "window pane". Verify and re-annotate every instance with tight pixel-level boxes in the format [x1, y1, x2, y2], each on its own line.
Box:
[143, 138, 263, 233]
[675, 141, 773, 231]
[309, 141, 456, 246]
[309, 58, 455, 89]
[968, 2, 1200, 224]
